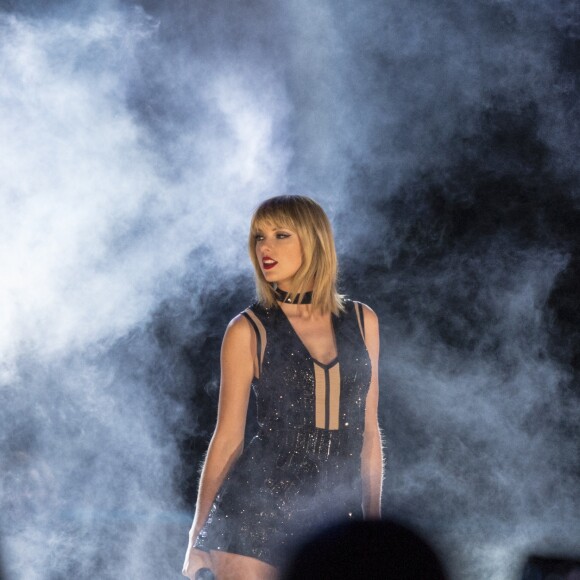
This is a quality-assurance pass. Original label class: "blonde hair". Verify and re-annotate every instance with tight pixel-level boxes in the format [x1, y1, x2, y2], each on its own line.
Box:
[248, 195, 345, 315]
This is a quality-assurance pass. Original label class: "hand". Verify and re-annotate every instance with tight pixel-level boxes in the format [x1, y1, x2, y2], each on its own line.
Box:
[182, 545, 213, 579]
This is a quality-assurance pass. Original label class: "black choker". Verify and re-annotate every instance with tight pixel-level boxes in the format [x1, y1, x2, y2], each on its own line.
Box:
[273, 286, 313, 304]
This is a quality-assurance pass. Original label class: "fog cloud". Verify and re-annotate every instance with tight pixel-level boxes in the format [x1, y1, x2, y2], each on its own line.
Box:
[1, 1, 579, 579]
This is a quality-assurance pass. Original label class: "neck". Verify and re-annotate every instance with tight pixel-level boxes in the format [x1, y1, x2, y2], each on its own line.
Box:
[273, 285, 313, 305]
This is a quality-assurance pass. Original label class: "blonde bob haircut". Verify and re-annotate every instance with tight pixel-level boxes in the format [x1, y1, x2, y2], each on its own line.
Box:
[248, 195, 345, 315]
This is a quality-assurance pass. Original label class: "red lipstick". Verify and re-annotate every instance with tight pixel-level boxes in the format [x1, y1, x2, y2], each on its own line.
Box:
[262, 256, 278, 270]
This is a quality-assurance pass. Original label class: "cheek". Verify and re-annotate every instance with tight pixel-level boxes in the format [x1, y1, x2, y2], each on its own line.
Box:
[296, 247, 304, 266]
[295, 240, 304, 263]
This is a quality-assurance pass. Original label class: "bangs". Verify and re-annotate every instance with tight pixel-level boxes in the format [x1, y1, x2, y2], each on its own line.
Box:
[250, 204, 298, 235]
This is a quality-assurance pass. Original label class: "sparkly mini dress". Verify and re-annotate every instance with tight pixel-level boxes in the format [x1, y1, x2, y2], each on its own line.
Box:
[194, 298, 372, 567]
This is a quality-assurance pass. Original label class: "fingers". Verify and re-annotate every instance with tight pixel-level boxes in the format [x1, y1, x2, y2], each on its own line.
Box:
[182, 548, 213, 579]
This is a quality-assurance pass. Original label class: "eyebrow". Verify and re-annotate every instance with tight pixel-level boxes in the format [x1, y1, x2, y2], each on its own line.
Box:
[255, 225, 291, 233]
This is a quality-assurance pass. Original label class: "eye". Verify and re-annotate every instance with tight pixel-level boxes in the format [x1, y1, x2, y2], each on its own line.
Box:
[276, 232, 290, 239]
[254, 234, 264, 241]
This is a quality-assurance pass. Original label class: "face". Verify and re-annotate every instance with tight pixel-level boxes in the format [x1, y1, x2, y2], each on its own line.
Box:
[254, 222, 303, 290]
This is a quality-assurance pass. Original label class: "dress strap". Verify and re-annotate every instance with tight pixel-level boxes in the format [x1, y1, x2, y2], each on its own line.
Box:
[242, 308, 267, 379]
[353, 301, 366, 342]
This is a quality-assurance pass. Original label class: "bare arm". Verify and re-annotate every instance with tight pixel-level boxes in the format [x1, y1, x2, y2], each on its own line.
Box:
[360, 304, 383, 519]
[185, 314, 255, 545]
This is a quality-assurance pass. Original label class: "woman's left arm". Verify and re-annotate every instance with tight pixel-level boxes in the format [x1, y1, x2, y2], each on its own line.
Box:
[360, 304, 383, 519]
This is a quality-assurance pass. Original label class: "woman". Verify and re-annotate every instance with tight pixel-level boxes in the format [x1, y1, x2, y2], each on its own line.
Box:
[182, 195, 383, 579]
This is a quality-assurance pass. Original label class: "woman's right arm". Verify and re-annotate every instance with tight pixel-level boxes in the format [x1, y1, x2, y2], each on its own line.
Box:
[182, 314, 255, 578]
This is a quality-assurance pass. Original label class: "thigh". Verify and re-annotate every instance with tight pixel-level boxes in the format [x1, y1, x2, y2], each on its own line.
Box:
[210, 550, 278, 580]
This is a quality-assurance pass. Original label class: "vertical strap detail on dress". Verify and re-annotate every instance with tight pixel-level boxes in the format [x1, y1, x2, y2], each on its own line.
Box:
[313, 362, 326, 429]
[354, 301, 366, 341]
[242, 309, 267, 379]
[328, 363, 341, 430]
[313, 361, 341, 430]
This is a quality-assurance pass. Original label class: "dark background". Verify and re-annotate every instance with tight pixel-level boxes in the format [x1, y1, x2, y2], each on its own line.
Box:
[0, 1, 578, 578]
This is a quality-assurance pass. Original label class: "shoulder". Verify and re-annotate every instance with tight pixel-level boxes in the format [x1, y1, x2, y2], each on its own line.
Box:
[350, 300, 380, 356]
[344, 298, 378, 324]
[358, 301, 378, 325]
[225, 302, 271, 338]
[349, 300, 379, 347]
[223, 312, 254, 344]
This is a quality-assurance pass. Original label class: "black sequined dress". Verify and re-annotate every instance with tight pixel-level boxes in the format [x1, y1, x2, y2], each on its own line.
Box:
[194, 299, 372, 567]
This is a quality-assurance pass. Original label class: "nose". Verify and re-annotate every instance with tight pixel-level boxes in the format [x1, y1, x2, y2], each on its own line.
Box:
[257, 239, 272, 256]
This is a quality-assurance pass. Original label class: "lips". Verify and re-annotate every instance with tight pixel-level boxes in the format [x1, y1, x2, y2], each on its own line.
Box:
[262, 256, 278, 270]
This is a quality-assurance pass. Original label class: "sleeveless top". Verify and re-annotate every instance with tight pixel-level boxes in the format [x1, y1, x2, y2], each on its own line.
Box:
[194, 298, 372, 567]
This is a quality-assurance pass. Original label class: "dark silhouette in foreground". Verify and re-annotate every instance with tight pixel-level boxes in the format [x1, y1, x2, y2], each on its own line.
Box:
[521, 555, 580, 579]
[283, 519, 448, 580]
